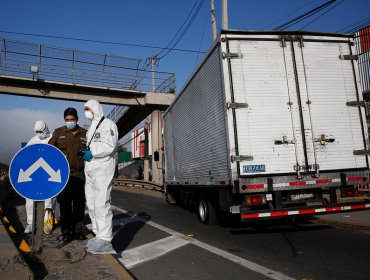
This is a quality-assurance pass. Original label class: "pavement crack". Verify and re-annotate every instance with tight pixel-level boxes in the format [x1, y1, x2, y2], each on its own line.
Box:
[281, 231, 299, 257]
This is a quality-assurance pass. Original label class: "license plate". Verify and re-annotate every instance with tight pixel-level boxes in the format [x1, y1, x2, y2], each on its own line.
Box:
[290, 193, 314, 201]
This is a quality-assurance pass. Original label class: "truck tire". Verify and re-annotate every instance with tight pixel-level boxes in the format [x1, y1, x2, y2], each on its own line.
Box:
[198, 198, 218, 225]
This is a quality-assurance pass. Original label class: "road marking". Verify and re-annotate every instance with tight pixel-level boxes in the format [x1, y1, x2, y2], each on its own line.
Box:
[111, 205, 295, 280]
[119, 235, 190, 269]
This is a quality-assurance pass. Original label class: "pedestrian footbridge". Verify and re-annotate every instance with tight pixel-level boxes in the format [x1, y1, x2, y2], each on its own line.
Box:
[0, 38, 176, 138]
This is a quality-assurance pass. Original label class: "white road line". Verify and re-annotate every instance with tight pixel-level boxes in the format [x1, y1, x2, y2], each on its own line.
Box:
[111, 205, 296, 280]
[119, 236, 190, 269]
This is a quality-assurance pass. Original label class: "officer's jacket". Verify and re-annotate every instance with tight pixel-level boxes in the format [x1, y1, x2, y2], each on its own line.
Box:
[49, 126, 87, 172]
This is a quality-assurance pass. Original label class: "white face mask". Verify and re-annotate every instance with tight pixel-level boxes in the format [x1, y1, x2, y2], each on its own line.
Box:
[85, 110, 94, 120]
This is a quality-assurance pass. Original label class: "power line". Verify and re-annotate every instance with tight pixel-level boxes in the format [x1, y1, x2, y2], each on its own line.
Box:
[299, 0, 344, 30]
[344, 20, 370, 34]
[0, 30, 206, 55]
[195, 11, 211, 67]
[155, 0, 202, 58]
[262, 0, 319, 30]
[336, 17, 370, 33]
[273, 0, 337, 30]
[157, 0, 206, 60]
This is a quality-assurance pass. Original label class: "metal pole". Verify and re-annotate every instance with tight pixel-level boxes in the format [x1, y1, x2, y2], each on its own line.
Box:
[32, 201, 44, 254]
[210, 0, 217, 40]
[222, 0, 228, 30]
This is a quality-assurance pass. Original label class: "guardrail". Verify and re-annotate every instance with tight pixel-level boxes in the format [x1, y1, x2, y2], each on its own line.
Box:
[113, 178, 164, 193]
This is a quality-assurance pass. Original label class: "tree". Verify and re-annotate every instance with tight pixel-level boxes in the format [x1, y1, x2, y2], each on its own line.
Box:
[117, 145, 128, 152]
[0, 162, 9, 174]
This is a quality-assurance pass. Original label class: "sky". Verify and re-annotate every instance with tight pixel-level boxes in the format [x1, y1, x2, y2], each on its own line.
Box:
[0, 0, 369, 164]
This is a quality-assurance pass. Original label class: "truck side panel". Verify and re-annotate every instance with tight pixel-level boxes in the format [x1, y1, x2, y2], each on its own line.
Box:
[164, 46, 231, 185]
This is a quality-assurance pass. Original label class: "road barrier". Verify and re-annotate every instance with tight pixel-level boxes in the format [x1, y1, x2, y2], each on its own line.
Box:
[113, 179, 164, 193]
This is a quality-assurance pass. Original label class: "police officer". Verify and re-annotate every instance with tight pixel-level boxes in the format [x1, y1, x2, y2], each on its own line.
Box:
[49, 108, 87, 242]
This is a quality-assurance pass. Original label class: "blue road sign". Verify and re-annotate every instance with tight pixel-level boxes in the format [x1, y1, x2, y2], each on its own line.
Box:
[9, 144, 70, 201]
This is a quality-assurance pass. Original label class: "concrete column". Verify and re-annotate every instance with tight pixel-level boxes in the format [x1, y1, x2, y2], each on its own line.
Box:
[143, 123, 149, 181]
[151, 110, 163, 185]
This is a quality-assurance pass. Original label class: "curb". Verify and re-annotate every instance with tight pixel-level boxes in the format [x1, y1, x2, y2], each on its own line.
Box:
[86, 234, 135, 280]
[104, 254, 136, 280]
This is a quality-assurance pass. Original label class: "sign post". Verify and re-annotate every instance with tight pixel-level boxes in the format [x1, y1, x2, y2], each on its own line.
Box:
[9, 144, 69, 254]
[32, 200, 44, 254]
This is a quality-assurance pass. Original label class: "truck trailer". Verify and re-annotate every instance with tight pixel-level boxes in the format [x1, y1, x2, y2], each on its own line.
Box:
[163, 30, 370, 224]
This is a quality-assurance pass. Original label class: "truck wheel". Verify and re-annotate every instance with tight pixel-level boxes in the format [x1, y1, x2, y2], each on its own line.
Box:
[198, 198, 218, 225]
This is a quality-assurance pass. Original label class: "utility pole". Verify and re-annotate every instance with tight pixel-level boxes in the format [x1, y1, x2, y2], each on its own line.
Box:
[210, 0, 217, 40]
[222, 0, 228, 30]
[150, 56, 163, 186]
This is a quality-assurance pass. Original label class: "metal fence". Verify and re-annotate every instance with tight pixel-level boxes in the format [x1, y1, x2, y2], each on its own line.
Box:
[0, 38, 176, 93]
[354, 27, 370, 94]
[107, 105, 130, 123]
[354, 27, 370, 126]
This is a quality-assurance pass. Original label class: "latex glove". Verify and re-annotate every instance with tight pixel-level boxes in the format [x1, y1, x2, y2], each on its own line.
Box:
[82, 150, 93, 162]
[77, 149, 88, 158]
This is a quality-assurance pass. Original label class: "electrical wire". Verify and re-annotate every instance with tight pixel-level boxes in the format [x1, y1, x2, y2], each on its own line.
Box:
[337, 18, 370, 33]
[133, 0, 206, 82]
[157, 0, 206, 60]
[155, 0, 202, 58]
[299, 0, 344, 30]
[262, 0, 318, 30]
[273, 0, 337, 30]
[159, 0, 205, 58]
[195, 10, 210, 67]
[0, 30, 206, 54]
[344, 20, 370, 34]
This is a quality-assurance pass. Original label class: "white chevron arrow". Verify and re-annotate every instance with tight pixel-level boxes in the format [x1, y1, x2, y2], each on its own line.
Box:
[18, 157, 62, 183]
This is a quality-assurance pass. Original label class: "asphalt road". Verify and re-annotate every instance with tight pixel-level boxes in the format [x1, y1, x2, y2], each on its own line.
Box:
[110, 188, 370, 280]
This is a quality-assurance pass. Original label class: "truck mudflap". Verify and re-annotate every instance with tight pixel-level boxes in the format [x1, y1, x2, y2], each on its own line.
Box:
[241, 202, 370, 220]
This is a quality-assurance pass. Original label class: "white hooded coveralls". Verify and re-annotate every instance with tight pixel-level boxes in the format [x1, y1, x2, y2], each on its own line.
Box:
[26, 121, 55, 226]
[84, 100, 118, 242]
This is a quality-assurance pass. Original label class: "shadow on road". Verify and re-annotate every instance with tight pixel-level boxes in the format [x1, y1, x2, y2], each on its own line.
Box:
[111, 211, 151, 252]
[227, 217, 333, 235]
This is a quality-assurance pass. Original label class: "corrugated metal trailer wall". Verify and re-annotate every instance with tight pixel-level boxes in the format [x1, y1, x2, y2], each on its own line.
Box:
[164, 45, 231, 185]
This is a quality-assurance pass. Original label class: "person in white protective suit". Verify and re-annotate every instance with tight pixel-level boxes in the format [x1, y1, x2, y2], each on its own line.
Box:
[80, 100, 118, 254]
[24, 120, 56, 234]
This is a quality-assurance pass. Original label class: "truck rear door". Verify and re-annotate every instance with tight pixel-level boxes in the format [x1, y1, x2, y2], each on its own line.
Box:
[293, 37, 368, 172]
[225, 34, 368, 177]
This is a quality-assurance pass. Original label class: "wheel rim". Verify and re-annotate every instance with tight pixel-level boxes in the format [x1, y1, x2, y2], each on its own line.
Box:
[199, 200, 208, 223]
[43, 208, 54, 235]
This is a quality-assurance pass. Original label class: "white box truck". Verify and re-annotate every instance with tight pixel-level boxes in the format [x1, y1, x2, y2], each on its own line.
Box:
[163, 30, 370, 224]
